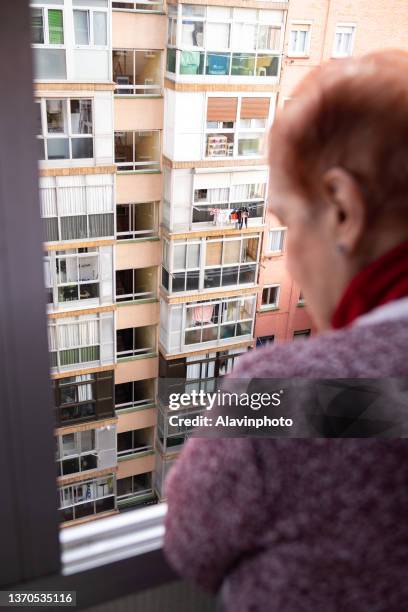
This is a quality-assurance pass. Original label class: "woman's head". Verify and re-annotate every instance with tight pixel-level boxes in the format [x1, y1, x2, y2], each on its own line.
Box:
[269, 50, 408, 330]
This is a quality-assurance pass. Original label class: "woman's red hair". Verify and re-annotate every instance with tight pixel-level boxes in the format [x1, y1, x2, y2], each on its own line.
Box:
[270, 50, 408, 223]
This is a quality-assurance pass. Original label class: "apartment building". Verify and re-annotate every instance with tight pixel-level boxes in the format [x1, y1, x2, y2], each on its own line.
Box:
[33, 0, 118, 526]
[32, 0, 166, 526]
[111, 2, 166, 513]
[153, 0, 291, 496]
[256, 0, 408, 346]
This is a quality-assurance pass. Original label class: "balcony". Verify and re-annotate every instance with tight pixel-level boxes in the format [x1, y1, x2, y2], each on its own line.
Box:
[117, 202, 159, 241]
[115, 379, 156, 411]
[115, 130, 160, 172]
[113, 49, 162, 96]
[56, 425, 117, 479]
[116, 267, 157, 302]
[116, 325, 157, 360]
[58, 474, 116, 524]
[117, 426, 155, 459]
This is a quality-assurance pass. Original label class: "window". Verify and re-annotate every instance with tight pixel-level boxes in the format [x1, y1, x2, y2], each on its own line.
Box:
[288, 23, 311, 56]
[39, 174, 114, 242]
[332, 24, 356, 58]
[56, 430, 97, 476]
[267, 229, 286, 253]
[169, 5, 283, 78]
[256, 335, 274, 346]
[58, 475, 115, 523]
[192, 182, 265, 226]
[48, 312, 114, 373]
[261, 285, 280, 309]
[31, 6, 64, 45]
[115, 131, 160, 171]
[45, 248, 101, 307]
[37, 98, 93, 161]
[298, 291, 305, 305]
[116, 202, 159, 239]
[116, 473, 153, 504]
[116, 267, 156, 302]
[53, 371, 114, 426]
[183, 296, 256, 348]
[117, 427, 154, 457]
[293, 329, 311, 339]
[116, 325, 156, 358]
[205, 95, 271, 158]
[113, 49, 162, 95]
[115, 378, 156, 410]
[112, 0, 163, 12]
[161, 235, 260, 294]
[73, 6, 108, 47]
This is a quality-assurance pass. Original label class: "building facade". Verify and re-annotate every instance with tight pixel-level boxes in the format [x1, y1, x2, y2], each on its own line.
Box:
[32, 0, 408, 522]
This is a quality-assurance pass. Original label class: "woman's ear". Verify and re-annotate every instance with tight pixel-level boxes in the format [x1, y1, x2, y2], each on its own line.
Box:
[322, 167, 366, 254]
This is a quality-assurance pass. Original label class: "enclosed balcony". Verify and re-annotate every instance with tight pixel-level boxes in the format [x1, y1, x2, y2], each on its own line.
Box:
[116, 325, 157, 359]
[115, 130, 160, 172]
[113, 49, 162, 96]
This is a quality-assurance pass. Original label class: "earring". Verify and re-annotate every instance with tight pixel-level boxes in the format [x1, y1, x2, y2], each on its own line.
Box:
[336, 244, 347, 254]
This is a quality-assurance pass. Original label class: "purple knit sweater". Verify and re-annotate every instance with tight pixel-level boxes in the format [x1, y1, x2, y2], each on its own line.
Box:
[164, 310, 408, 612]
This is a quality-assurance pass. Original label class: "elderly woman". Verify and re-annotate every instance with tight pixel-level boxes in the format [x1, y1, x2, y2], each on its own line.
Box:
[164, 50, 408, 611]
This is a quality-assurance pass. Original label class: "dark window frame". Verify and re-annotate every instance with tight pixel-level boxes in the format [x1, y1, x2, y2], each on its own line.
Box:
[0, 2, 174, 605]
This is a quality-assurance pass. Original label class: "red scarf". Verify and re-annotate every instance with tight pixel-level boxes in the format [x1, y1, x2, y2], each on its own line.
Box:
[331, 241, 408, 329]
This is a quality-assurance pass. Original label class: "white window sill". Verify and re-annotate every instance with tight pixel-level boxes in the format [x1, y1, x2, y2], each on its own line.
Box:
[61, 502, 167, 575]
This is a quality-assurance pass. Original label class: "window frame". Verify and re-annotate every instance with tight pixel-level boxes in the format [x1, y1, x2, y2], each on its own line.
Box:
[266, 227, 286, 254]
[31, 4, 65, 48]
[113, 48, 163, 96]
[287, 21, 312, 58]
[166, 5, 284, 79]
[37, 97, 94, 162]
[260, 284, 280, 309]
[204, 93, 273, 160]
[114, 130, 161, 172]
[332, 22, 356, 58]
[73, 5, 109, 49]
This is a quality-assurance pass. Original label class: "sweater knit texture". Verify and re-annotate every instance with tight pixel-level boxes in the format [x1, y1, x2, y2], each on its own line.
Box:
[164, 316, 408, 612]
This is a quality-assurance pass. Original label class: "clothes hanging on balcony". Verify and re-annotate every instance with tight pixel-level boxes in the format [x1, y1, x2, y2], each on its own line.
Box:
[192, 304, 214, 324]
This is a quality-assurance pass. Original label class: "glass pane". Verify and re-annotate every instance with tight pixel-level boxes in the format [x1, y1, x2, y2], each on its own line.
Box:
[48, 9, 64, 44]
[206, 133, 234, 157]
[223, 240, 241, 264]
[113, 50, 134, 90]
[166, 48, 176, 73]
[47, 138, 69, 159]
[134, 131, 160, 166]
[206, 52, 230, 75]
[182, 21, 204, 47]
[187, 244, 200, 268]
[221, 266, 238, 286]
[94, 11, 107, 45]
[172, 273, 185, 292]
[204, 268, 221, 288]
[231, 53, 255, 76]
[173, 244, 186, 269]
[32, 8, 44, 44]
[238, 134, 262, 156]
[182, 5, 205, 17]
[70, 100, 92, 134]
[206, 23, 230, 49]
[135, 50, 161, 89]
[206, 241, 222, 266]
[258, 25, 280, 50]
[115, 132, 133, 165]
[256, 54, 279, 77]
[239, 264, 256, 284]
[74, 10, 89, 45]
[180, 50, 204, 75]
[232, 23, 256, 50]
[186, 271, 199, 291]
[46, 99, 66, 133]
[72, 138, 93, 159]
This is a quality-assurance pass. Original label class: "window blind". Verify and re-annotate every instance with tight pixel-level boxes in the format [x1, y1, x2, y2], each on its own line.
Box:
[207, 97, 238, 122]
[240, 97, 270, 119]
